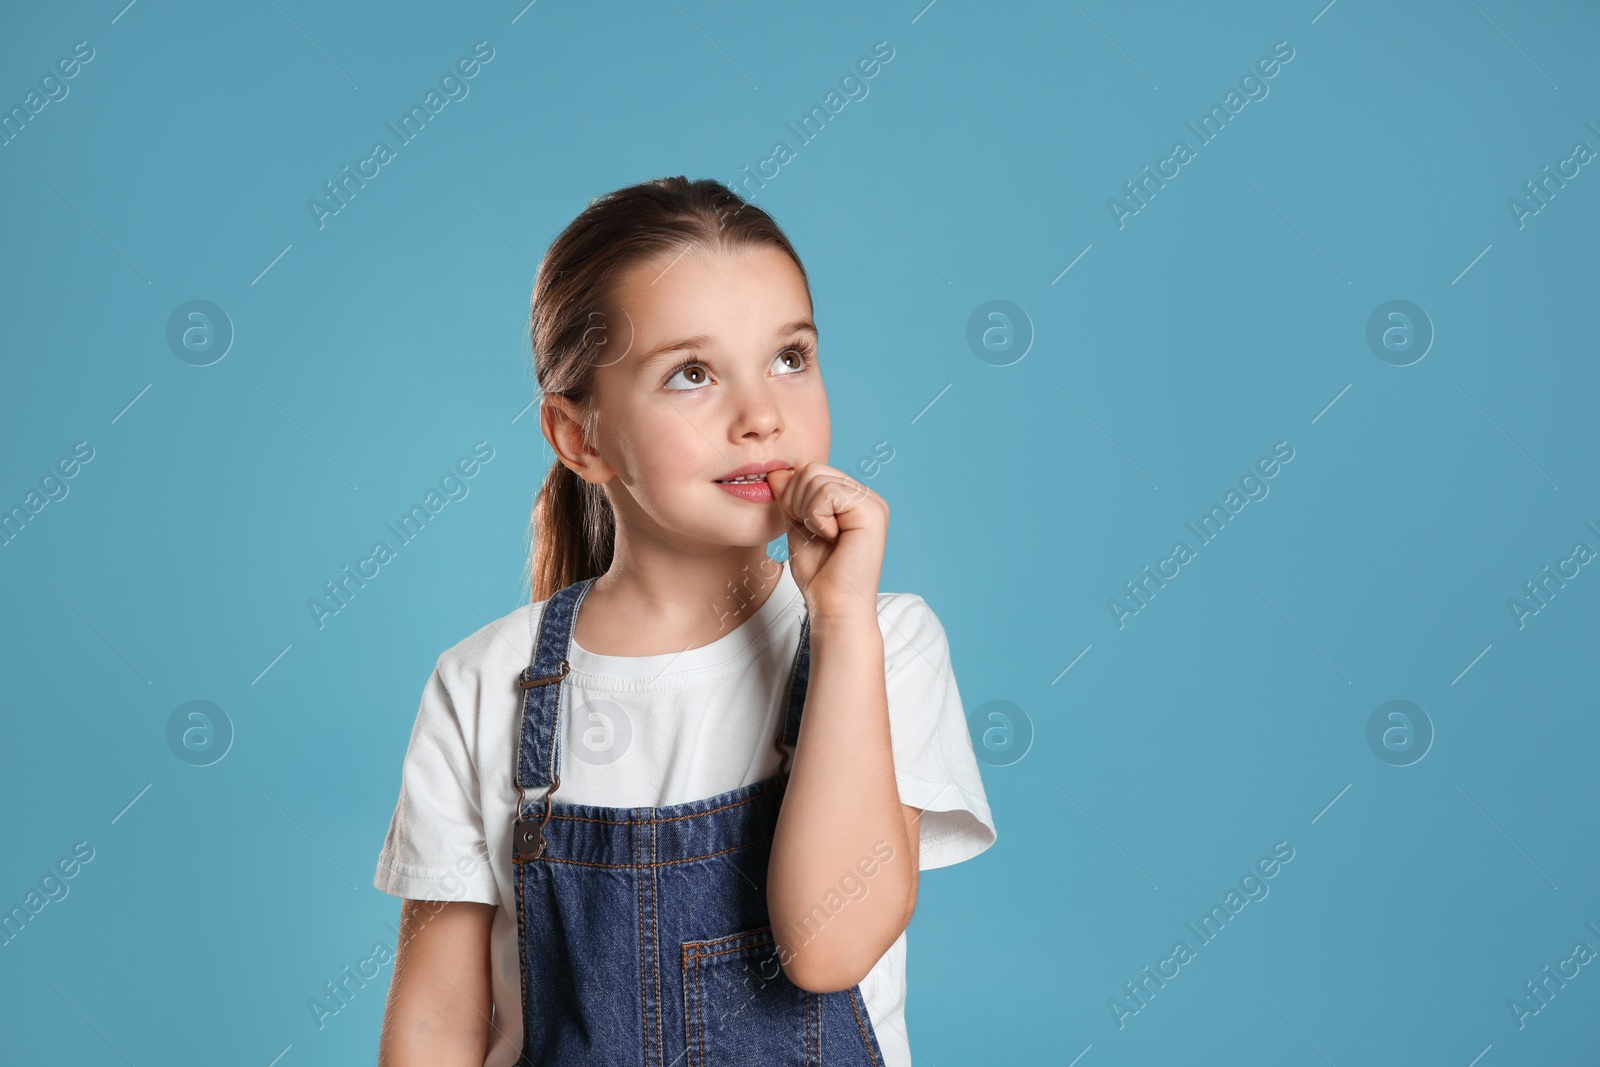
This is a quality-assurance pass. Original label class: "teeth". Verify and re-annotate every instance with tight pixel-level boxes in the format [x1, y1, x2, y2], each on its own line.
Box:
[721, 473, 766, 483]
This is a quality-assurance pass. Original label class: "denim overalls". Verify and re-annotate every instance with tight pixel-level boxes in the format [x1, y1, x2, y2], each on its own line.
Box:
[510, 576, 889, 1067]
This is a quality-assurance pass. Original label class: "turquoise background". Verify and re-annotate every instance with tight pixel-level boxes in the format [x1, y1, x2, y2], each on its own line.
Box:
[2, 0, 1597, 1063]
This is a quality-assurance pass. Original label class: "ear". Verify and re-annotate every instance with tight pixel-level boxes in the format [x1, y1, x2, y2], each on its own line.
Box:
[541, 395, 615, 485]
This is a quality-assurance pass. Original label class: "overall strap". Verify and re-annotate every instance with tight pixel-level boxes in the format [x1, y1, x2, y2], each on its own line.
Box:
[515, 577, 598, 799]
[511, 576, 597, 864]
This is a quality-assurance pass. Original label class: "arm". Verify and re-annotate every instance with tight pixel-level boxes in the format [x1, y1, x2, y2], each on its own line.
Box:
[766, 609, 921, 993]
[378, 899, 497, 1066]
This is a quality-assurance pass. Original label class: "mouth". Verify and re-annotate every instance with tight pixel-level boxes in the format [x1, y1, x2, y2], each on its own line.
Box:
[714, 461, 791, 503]
[713, 459, 793, 484]
[715, 476, 777, 501]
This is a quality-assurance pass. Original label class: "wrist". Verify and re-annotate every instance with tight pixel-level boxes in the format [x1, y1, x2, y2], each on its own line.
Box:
[807, 606, 881, 636]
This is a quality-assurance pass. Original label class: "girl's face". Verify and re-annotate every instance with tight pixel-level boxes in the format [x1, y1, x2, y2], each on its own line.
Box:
[582, 242, 831, 553]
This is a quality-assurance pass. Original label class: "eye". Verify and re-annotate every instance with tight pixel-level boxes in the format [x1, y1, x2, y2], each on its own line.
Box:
[663, 359, 710, 391]
[661, 341, 815, 392]
[773, 340, 815, 375]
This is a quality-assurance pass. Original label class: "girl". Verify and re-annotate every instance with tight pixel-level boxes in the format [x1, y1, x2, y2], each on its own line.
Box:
[373, 176, 996, 1067]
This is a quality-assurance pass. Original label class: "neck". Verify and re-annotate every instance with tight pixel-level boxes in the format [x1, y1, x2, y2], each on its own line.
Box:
[579, 534, 787, 655]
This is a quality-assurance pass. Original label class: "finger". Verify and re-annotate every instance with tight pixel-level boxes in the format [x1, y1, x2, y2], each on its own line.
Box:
[766, 467, 807, 530]
[766, 467, 792, 507]
[777, 465, 825, 531]
[801, 472, 873, 526]
[783, 464, 826, 538]
[775, 464, 865, 541]
[796, 478, 851, 541]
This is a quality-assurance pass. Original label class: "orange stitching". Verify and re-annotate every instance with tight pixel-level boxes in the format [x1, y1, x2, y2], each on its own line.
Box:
[694, 942, 705, 1067]
[683, 931, 776, 961]
[513, 862, 531, 1064]
[689, 939, 776, 962]
[806, 990, 816, 1067]
[650, 819, 662, 1067]
[537, 835, 773, 869]
[680, 941, 692, 1067]
[636, 818, 649, 1065]
[848, 987, 882, 1066]
[814, 991, 822, 1067]
[683, 927, 774, 952]
[681, 928, 788, 1064]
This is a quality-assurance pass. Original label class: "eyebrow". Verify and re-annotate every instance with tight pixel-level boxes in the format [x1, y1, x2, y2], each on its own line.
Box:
[635, 319, 819, 372]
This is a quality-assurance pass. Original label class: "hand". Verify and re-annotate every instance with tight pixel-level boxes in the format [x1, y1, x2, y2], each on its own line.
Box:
[765, 462, 887, 620]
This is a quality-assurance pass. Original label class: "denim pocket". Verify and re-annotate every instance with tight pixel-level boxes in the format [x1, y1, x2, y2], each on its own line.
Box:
[681, 924, 819, 1066]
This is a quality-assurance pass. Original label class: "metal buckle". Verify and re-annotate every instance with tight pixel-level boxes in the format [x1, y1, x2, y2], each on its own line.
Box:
[512, 660, 569, 863]
[518, 659, 570, 689]
[513, 771, 561, 864]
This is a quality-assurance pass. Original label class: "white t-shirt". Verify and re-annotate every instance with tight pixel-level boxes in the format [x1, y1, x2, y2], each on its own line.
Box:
[373, 560, 996, 1067]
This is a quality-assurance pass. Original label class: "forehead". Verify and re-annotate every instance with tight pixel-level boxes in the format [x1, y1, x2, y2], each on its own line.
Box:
[609, 243, 811, 340]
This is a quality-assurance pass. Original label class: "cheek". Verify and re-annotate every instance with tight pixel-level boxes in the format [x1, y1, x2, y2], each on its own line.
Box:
[793, 390, 831, 447]
[616, 408, 710, 483]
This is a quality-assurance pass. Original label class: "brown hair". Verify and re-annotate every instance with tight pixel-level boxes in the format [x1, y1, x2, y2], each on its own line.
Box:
[524, 176, 812, 603]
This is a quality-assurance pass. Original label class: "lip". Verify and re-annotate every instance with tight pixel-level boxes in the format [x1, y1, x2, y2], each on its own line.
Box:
[716, 479, 777, 503]
[713, 458, 793, 482]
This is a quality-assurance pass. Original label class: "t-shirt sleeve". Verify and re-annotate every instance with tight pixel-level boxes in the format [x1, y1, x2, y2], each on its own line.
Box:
[373, 655, 500, 905]
[880, 593, 998, 870]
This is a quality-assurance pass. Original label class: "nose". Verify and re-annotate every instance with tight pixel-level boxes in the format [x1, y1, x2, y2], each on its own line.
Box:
[727, 377, 784, 441]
